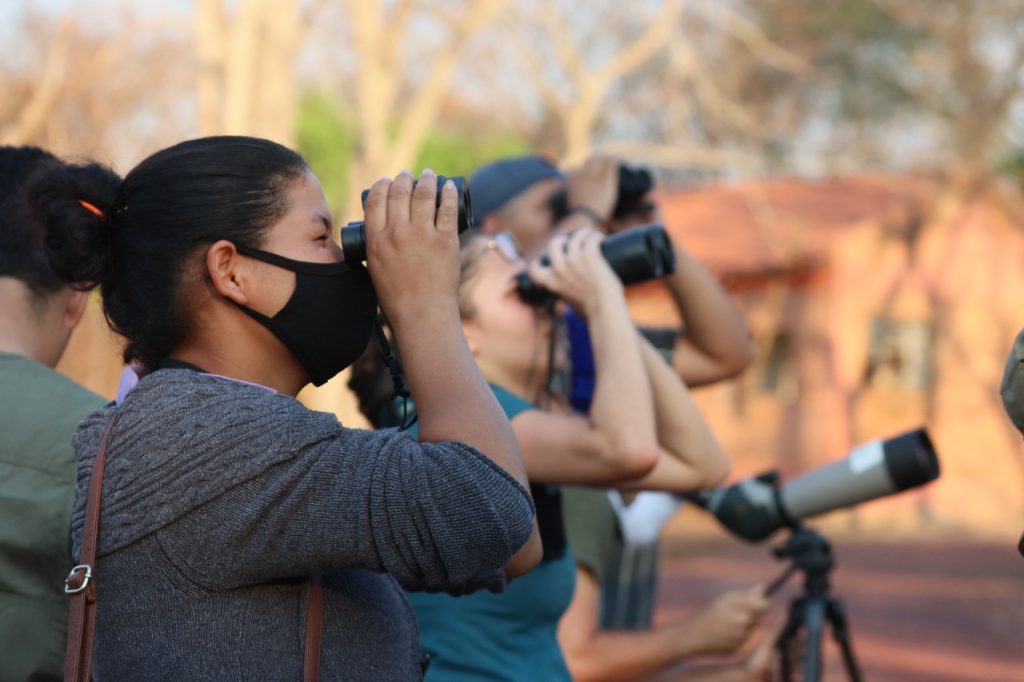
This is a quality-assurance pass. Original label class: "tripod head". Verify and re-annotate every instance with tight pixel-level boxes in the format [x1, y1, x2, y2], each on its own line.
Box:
[766, 524, 836, 598]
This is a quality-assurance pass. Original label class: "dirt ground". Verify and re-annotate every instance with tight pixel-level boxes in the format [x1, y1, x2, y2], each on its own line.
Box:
[655, 537, 1024, 681]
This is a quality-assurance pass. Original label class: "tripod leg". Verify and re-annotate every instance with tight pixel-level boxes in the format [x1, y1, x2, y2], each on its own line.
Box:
[775, 598, 804, 682]
[826, 597, 863, 682]
[800, 596, 827, 682]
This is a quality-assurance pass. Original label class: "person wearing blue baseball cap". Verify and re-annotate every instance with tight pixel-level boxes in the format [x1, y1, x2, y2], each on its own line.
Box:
[468, 154, 620, 256]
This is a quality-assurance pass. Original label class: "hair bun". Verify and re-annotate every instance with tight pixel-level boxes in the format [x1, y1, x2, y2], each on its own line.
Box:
[25, 161, 122, 288]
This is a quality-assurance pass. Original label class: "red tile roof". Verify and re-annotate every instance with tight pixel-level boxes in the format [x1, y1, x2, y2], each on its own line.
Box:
[656, 175, 922, 275]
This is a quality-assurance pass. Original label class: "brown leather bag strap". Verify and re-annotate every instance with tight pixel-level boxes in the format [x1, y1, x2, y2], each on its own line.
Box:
[304, 579, 324, 682]
[64, 412, 119, 682]
[62, 412, 325, 681]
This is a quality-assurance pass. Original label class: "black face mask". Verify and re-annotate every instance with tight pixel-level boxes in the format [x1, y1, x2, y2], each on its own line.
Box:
[233, 244, 378, 387]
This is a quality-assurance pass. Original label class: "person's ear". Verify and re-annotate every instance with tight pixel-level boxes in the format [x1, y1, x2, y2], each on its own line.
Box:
[206, 240, 251, 306]
[63, 289, 89, 331]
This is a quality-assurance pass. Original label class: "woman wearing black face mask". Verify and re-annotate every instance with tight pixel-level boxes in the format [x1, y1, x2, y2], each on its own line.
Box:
[29, 136, 540, 681]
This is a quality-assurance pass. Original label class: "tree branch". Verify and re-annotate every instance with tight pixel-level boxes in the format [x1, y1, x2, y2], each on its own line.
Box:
[1, 19, 74, 145]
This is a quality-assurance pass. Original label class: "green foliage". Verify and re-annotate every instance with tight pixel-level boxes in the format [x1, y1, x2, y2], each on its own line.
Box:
[298, 90, 532, 212]
[998, 150, 1024, 189]
[753, 0, 929, 121]
[415, 129, 530, 178]
[296, 91, 357, 213]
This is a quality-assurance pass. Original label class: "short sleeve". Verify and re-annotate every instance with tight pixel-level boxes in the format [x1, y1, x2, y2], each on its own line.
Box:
[488, 384, 536, 421]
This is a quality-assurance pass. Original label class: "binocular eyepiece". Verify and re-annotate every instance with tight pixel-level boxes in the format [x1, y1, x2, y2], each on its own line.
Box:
[516, 223, 677, 306]
[340, 176, 473, 263]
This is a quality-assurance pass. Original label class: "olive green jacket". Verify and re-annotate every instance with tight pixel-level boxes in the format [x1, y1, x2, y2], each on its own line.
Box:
[0, 353, 105, 682]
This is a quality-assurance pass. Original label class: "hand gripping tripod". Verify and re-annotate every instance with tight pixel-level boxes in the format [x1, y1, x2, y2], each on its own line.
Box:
[766, 524, 863, 682]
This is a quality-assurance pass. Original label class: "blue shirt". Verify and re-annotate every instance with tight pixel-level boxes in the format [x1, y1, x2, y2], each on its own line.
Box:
[406, 384, 576, 681]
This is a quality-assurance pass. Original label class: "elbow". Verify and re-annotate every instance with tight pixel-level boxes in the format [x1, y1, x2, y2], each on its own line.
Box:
[563, 651, 614, 682]
[706, 455, 731, 488]
[695, 337, 757, 384]
[733, 337, 757, 374]
[698, 446, 732, 488]
[605, 438, 659, 479]
[505, 526, 542, 579]
[723, 337, 758, 379]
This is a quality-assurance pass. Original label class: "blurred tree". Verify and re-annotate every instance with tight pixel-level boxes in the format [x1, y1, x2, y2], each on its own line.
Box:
[0, 19, 74, 147]
[296, 90, 529, 220]
[508, 0, 683, 166]
[1000, 150, 1024, 191]
[491, 0, 808, 175]
[337, 0, 511, 202]
[414, 128, 529, 179]
[297, 91, 358, 217]
[732, 0, 1024, 179]
[0, 8, 191, 165]
[195, 0, 317, 145]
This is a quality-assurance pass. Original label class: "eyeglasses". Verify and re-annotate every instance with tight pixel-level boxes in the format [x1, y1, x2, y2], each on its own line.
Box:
[462, 231, 524, 269]
[491, 232, 524, 262]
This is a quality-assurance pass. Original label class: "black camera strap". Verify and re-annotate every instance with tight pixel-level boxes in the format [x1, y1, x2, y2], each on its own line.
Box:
[372, 317, 417, 431]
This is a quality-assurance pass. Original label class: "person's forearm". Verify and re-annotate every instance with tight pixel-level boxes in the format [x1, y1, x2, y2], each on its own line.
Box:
[393, 304, 541, 575]
[565, 620, 714, 682]
[666, 246, 755, 386]
[637, 336, 730, 488]
[391, 303, 528, 488]
[585, 284, 659, 473]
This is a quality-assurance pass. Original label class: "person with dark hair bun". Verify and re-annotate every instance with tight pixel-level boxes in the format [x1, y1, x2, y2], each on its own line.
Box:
[29, 135, 540, 680]
[0, 146, 107, 682]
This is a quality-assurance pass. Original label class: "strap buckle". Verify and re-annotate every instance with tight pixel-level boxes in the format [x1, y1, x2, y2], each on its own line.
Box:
[64, 564, 93, 594]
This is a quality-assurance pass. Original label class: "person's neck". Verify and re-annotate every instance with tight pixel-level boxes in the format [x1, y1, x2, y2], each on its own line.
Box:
[0, 287, 56, 366]
[478, 361, 545, 406]
[170, 343, 306, 396]
[0, 334, 37, 361]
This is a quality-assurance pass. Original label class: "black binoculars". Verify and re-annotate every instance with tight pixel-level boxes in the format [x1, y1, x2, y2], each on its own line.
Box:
[340, 176, 473, 262]
[549, 164, 655, 222]
[516, 223, 677, 306]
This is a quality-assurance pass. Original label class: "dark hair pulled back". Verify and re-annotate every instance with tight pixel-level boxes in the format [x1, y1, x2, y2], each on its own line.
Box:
[0, 145, 69, 298]
[28, 136, 308, 368]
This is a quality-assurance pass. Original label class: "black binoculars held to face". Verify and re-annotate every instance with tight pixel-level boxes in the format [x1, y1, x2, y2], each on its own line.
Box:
[549, 164, 655, 222]
[341, 176, 473, 262]
[515, 223, 677, 306]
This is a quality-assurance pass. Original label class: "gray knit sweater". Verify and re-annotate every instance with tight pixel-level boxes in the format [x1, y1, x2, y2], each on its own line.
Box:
[69, 369, 534, 681]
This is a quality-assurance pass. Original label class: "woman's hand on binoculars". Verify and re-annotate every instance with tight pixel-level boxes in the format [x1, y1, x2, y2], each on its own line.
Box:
[362, 169, 460, 324]
[527, 227, 623, 317]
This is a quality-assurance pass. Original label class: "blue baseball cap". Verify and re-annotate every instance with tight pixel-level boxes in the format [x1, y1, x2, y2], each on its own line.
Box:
[468, 155, 564, 226]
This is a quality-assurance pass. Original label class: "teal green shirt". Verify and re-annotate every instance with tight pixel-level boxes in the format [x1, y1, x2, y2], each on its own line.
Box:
[0, 353, 105, 682]
[406, 384, 576, 681]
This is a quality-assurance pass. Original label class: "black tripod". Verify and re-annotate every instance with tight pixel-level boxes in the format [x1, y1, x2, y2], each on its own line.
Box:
[766, 524, 863, 682]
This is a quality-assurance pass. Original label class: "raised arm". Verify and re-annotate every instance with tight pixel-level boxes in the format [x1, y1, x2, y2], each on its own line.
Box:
[513, 228, 658, 485]
[616, 335, 731, 492]
[363, 170, 540, 575]
[154, 423, 537, 593]
[661, 243, 756, 387]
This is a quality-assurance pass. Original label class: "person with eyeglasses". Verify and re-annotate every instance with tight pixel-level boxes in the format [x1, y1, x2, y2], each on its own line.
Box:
[404, 226, 731, 681]
[463, 154, 771, 681]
